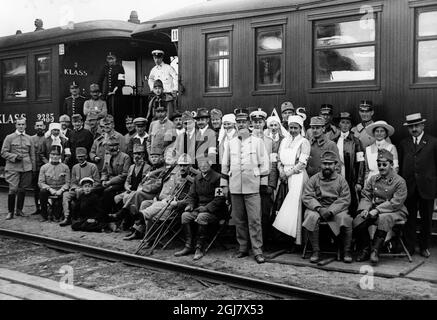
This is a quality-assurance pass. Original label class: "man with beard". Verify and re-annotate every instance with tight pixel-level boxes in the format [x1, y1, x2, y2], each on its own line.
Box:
[302, 151, 352, 263]
[148, 103, 173, 156]
[38, 145, 70, 222]
[101, 138, 131, 219]
[59, 115, 73, 141]
[353, 149, 408, 265]
[221, 108, 270, 264]
[69, 114, 94, 166]
[60, 147, 100, 227]
[30, 120, 46, 216]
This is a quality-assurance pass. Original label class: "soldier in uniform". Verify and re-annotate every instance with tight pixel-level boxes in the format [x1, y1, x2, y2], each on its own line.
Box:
[100, 115, 127, 153]
[174, 157, 227, 260]
[148, 50, 178, 116]
[221, 108, 270, 264]
[127, 117, 150, 159]
[148, 103, 173, 156]
[63, 82, 86, 118]
[1, 117, 36, 219]
[83, 83, 108, 121]
[281, 101, 295, 130]
[302, 150, 352, 263]
[60, 147, 100, 227]
[306, 116, 340, 177]
[31, 120, 46, 216]
[98, 52, 125, 98]
[38, 145, 70, 222]
[84, 113, 101, 139]
[307, 104, 340, 141]
[353, 149, 408, 265]
[69, 114, 94, 166]
[101, 138, 131, 218]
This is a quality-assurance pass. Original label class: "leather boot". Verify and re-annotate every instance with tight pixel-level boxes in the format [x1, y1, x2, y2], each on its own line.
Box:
[355, 221, 371, 262]
[343, 227, 353, 263]
[7, 194, 15, 220]
[16, 192, 25, 216]
[309, 227, 321, 263]
[370, 230, 387, 265]
[59, 216, 72, 227]
[193, 224, 208, 260]
[174, 224, 194, 257]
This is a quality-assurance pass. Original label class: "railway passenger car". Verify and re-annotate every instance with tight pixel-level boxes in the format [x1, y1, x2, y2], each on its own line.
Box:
[0, 17, 177, 172]
[132, 0, 437, 144]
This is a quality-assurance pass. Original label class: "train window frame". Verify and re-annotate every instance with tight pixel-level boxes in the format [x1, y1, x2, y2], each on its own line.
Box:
[35, 53, 52, 100]
[1, 56, 28, 103]
[202, 25, 233, 97]
[412, 5, 437, 86]
[309, 12, 381, 92]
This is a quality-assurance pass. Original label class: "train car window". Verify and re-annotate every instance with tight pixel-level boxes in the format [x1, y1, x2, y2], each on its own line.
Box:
[416, 9, 437, 81]
[1, 57, 27, 101]
[255, 26, 283, 90]
[36, 54, 51, 99]
[313, 16, 376, 85]
[206, 33, 230, 91]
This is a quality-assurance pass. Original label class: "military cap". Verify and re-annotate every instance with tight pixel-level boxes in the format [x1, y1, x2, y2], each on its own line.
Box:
[149, 146, 163, 155]
[153, 79, 163, 88]
[89, 83, 100, 92]
[152, 50, 164, 56]
[210, 108, 223, 120]
[309, 116, 326, 126]
[234, 108, 249, 121]
[320, 150, 338, 163]
[250, 108, 267, 120]
[80, 177, 94, 186]
[71, 114, 83, 122]
[281, 101, 294, 113]
[377, 149, 394, 163]
[107, 138, 119, 146]
[337, 112, 352, 122]
[87, 113, 99, 121]
[50, 145, 62, 155]
[125, 115, 135, 123]
[101, 115, 114, 124]
[194, 108, 210, 119]
[181, 111, 194, 122]
[75, 147, 87, 157]
[177, 153, 192, 165]
[359, 100, 373, 111]
[59, 114, 71, 122]
[170, 111, 183, 121]
[133, 144, 146, 154]
[320, 104, 334, 115]
[70, 81, 79, 89]
[133, 117, 147, 126]
[403, 113, 426, 126]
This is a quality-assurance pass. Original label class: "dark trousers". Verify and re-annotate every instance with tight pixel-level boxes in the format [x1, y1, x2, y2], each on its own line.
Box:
[39, 189, 62, 219]
[32, 172, 40, 209]
[260, 188, 273, 243]
[102, 184, 124, 217]
[405, 189, 434, 251]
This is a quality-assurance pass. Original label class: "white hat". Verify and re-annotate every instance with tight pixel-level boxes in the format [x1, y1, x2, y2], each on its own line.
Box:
[49, 123, 62, 131]
[403, 113, 426, 126]
[266, 116, 281, 127]
[288, 115, 304, 128]
[222, 114, 236, 124]
[366, 120, 395, 137]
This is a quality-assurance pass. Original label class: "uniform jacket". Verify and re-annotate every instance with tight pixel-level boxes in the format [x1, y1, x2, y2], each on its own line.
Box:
[185, 170, 226, 216]
[333, 132, 365, 187]
[148, 118, 174, 155]
[157, 165, 187, 201]
[127, 134, 149, 159]
[399, 133, 437, 199]
[99, 64, 125, 96]
[40, 136, 70, 164]
[31, 134, 46, 171]
[307, 135, 340, 177]
[307, 124, 340, 141]
[125, 162, 151, 191]
[90, 135, 107, 172]
[101, 151, 131, 186]
[69, 127, 94, 160]
[63, 95, 86, 118]
[148, 63, 178, 93]
[1, 131, 36, 172]
[70, 162, 100, 190]
[83, 99, 107, 119]
[38, 162, 70, 191]
[253, 130, 280, 189]
[221, 135, 270, 194]
[357, 170, 408, 215]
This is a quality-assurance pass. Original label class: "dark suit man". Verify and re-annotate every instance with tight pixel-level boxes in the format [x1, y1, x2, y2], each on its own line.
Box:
[399, 113, 437, 258]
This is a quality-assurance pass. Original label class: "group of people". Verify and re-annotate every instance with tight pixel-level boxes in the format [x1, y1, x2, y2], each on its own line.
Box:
[1, 93, 435, 265]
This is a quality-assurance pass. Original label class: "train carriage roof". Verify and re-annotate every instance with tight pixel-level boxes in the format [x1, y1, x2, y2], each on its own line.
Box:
[0, 20, 137, 51]
[132, 0, 362, 36]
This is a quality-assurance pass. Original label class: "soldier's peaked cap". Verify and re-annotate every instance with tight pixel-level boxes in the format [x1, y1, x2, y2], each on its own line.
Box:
[133, 144, 146, 154]
[76, 147, 87, 156]
[80, 177, 94, 186]
[377, 149, 394, 162]
[320, 150, 338, 163]
[320, 104, 334, 114]
[133, 117, 147, 126]
[359, 100, 373, 111]
[71, 114, 83, 122]
[234, 108, 249, 120]
[152, 50, 164, 56]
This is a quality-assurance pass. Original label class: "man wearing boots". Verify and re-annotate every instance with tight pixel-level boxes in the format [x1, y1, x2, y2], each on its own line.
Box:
[175, 157, 226, 260]
[302, 151, 352, 263]
[31, 120, 47, 216]
[1, 117, 36, 219]
[353, 149, 408, 265]
[38, 146, 70, 222]
[60, 147, 100, 227]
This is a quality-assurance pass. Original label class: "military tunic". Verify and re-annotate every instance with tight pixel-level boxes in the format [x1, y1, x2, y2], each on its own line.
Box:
[307, 135, 340, 177]
[63, 95, 86, 118]
[148, 118, 174, 156]
[99, 64, 125, 96]
[354, 171, 408, 232]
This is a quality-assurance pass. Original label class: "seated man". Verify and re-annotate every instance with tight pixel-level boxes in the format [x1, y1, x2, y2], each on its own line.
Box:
[124, 153, 192, 241]
[101, 138, 131, 219]
[71, 178, 106, 232]
[61, 147, 100, 227]
[174, 157, 227, 260]
[302, 150, 352, 263]
[38, 145, 71, 222]
[353, 149, 408, 265]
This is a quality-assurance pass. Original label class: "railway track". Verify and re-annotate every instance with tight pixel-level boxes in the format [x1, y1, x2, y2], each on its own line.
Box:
[0, 228, 353, 300]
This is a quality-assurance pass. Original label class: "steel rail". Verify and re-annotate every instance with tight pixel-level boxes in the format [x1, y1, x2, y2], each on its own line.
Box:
[0, 228, 354, 300]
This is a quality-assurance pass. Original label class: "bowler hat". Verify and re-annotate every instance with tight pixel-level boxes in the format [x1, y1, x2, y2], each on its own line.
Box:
[403, 113, 426, 126]
[194, 108, 210, 119]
